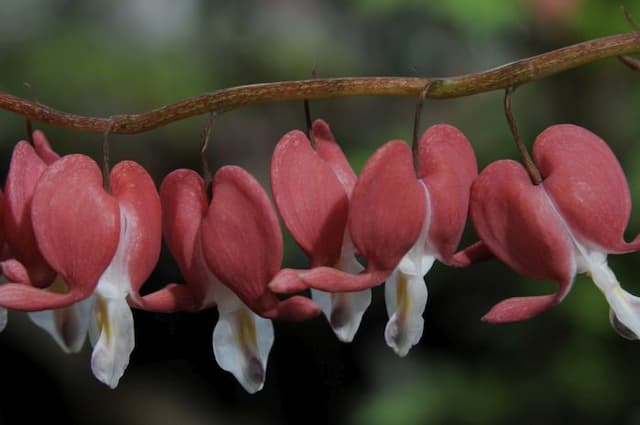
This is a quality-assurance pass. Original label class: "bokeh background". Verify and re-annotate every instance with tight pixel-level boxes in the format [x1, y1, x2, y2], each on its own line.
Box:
[1, 0, 640, 424]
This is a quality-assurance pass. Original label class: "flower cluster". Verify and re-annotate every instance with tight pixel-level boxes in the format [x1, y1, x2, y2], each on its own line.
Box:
[0, 121, 638, 393]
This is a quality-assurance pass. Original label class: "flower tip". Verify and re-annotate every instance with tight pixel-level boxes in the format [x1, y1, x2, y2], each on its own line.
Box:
[481, 294, 559, 324]
[268, 269, 308, 294]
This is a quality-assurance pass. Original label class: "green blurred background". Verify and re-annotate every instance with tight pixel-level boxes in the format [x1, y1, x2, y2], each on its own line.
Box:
[1, 0, 640, 424]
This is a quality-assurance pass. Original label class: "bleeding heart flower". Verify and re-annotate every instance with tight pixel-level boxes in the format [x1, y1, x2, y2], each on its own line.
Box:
[139, 166, 319, 393]
[273, 124, 477, 356]
[1, 132, 94, 352]
[471, 124, 640, 338]
[0, 152, 162, 388]
[270, 120, 371, 342]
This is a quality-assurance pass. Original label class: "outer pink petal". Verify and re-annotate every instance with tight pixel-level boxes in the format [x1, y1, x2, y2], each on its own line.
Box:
[418, 124, 477, 262]
[270, 266, 390, 294]
[271, 129, 349, 266]
[202, 166, 318, 320]
[154, 169, 212, 310]
[300, 141, 426, 292]
[349, 141, 426, 273]
[109, 161, 162, 294]
[3, 141, 56, 287]
[312, 120, 357, 195]
[30, 155, 119, 307]
[533, 124, 639, 253]
[32, 130, 61, 165]
[470, 159, 574, 322]
[0, 259, 30, 284]
[132, 283, 196, 313]
[482, 294, 561, 323]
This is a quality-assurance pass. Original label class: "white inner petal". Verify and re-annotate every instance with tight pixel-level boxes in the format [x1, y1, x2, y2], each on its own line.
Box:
[541, 187, 640, 339]
[384, 270, 428, 357]
[88, 205, 136, 388]
[29, 294, 93, 354]
[212, 283, 274, 394]
[312, 247, 370, 343]
[384, 182, 435, 357]
[89, 291, 134, 389]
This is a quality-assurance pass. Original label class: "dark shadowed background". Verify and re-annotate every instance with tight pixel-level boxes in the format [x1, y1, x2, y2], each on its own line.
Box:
[1, 0, 640, 424]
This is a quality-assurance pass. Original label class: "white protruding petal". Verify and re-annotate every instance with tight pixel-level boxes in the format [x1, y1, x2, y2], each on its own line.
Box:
[384, 269, 429, 357]
[312, 253, 370, 343]
[213, 283, 273, 394]
[383, 182, 435, 357]
[89, 292, 134, 389]
[582, 254, 640, 340]
[0, 308, 7, 333]
[87, 205, 136, 388]
[29, 296, 93, 353]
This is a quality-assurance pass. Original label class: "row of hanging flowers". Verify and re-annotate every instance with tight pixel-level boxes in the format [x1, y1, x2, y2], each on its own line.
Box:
[1, 82, 638, 393]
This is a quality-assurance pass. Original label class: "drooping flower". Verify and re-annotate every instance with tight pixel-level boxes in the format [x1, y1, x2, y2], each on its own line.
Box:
[272, 124, 477, 356]
[1, 133, 93, 352]
[0, 153, 162, 388]
[270, 120, 371, 342]
[138, 166, 319, 393]
[470, 124, 640, 337]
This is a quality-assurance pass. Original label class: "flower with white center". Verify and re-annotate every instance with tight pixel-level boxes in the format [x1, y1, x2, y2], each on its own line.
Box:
[270, 120, 371, 342]
[470, 124, 640, 338]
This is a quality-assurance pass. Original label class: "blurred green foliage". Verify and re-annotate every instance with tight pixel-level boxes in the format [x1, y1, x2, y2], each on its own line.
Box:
[1, 1, 640, 424]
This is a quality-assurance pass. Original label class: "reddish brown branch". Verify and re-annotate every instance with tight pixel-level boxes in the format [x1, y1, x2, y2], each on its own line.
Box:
[0, 32, 639, 135]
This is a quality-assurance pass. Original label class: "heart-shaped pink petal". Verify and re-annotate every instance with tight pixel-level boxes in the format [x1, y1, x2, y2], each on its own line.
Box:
[418, 124, 478, 263]
[137, 169, 210, 312]
[470, 159, 575, 323]
[31, 155, 119, 307]
[295, 141, 426, 292]
[3, 141, 56, 287]
[271, 129, 349, 267]
[109, 161, 162, 295]
[533, 124, 640, 252]
[202, 166, 319, 320]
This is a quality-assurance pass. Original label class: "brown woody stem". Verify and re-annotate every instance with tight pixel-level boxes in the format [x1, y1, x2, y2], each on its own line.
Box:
[0, 32, 639, 135]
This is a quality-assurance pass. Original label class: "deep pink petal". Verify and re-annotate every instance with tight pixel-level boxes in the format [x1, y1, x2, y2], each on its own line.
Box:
[299, 267, 391, 292]
[418, 124, 477, 262]
[109, 161, 162, 294]
[32, 130, 60, 165]
[29, 155, 120, 306]
[348, 141, 426, 274]
[269, 268, 308, 294]
[0, 259, 30, 284]
[470, 159, 574, 321]
[533, 124, 638, 252]
[271, 129, 349, 266]
[156, 169, 214, 308]
[130, 283, 197, 313]
[449, 241, 493, 268]
[482, 294, 561, 323]
[3, 141, 56, 287]
[201, 166, 283, 316]
[312, 119, 357, 195]
[0, 283, 93, 311]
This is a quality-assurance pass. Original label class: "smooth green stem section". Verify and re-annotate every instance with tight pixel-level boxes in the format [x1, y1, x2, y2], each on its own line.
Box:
[0, 32, 639, 135]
